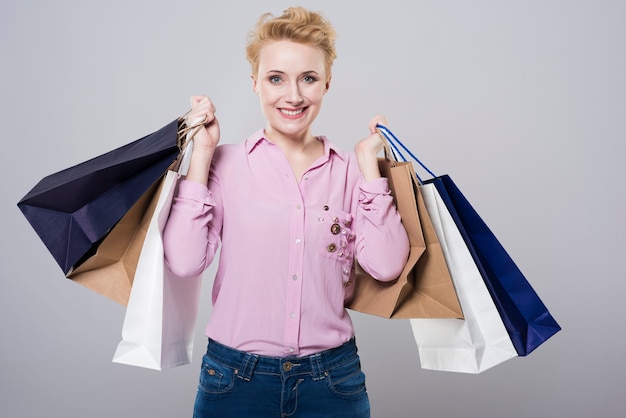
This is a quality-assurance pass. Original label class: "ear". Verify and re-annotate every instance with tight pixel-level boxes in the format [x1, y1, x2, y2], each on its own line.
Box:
[251, 74, 258, 95]
[324, 75, 332, 93]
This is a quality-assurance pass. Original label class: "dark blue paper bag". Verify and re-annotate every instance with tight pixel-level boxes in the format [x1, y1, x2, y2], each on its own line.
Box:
[379, 125, 561, 356]
[18, 118, 185, 274]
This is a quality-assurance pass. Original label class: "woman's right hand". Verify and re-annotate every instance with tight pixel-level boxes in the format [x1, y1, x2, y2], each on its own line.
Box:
[188, 95, 220, 150]
[184, 96, 220, 185]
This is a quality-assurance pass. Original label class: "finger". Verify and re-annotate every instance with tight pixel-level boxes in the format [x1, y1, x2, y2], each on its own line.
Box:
[190, 95, 204, 107]
[373, 114, 388, 127]
[188, 101, 213, 122]
[368, 114, 388, 134]
[190, 95, 213, 110]
[204, 111, 217, 126]
[207, 115, 220, 134]
[197, 98, 216, 116]
[368, 121, 380, 134]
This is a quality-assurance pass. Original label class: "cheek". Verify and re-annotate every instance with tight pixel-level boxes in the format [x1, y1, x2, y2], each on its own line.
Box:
[310, 88, 327, 103]
[300, 85, 324, 102]
[258, 87, 281, 105]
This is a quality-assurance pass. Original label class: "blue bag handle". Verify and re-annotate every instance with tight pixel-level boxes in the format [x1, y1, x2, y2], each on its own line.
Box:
[376, 124, 437, 184]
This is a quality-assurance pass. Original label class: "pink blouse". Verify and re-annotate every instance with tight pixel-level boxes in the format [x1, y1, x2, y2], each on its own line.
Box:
[163, 130, 409, 357]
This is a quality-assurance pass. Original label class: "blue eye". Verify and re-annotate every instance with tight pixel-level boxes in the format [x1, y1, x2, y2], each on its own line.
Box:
[303, 75, 317, 83]
[269, 76, 282, 84]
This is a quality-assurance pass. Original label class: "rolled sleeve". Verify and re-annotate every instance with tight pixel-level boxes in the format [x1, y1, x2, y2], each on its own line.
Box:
[357, 177, 393, 226]
[355, 177, 409, 282]
[163, 179, 220, 278]
[175, 179, 215, 206]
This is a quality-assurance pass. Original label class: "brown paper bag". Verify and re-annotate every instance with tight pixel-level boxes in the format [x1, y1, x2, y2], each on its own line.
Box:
[66, 179, 162, 305]
[347, 158, 463, 319]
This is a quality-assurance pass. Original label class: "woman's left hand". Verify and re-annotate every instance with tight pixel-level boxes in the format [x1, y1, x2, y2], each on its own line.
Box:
[354, 115, 388, 181]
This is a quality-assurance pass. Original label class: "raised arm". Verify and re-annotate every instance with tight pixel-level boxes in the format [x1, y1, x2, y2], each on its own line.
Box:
[353, 116, 409, 281]
[162, 96, 223, 278]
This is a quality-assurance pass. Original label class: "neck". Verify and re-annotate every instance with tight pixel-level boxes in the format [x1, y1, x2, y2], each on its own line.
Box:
[264, 126, 316, 152]
[264, 126, 325, 180]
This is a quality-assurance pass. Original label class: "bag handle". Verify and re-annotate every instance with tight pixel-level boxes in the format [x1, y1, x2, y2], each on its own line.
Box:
[376, 124, 437, 184]
[176, 110, 207, 151]
[169, 110, 207, 174]
[378, 128, 399, 166]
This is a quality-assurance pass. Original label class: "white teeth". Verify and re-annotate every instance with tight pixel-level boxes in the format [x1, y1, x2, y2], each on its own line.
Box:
[281, 108, 304, 116]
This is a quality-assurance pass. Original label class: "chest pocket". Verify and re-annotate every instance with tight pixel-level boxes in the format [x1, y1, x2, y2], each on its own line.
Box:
[314, 208, 355, 280]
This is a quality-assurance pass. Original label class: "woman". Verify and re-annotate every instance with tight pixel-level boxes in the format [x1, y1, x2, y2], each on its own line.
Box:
[163, 7, 410, 418]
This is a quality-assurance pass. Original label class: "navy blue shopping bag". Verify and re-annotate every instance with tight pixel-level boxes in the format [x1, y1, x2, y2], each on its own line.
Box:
[379, 125, 561, 356]
[17, 117, 194, 275]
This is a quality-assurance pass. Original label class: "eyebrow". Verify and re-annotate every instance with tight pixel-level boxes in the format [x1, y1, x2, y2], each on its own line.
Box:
[265, 70, 321, 76]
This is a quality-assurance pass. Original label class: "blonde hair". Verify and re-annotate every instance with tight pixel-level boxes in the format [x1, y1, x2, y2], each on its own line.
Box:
[246, 7, 337, 77]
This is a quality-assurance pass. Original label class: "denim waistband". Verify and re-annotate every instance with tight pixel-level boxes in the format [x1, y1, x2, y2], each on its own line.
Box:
[205, 338, 359, 382]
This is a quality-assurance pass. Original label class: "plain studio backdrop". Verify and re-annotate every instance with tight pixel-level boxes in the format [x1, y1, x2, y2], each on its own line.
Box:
[1, 1, 624, 417]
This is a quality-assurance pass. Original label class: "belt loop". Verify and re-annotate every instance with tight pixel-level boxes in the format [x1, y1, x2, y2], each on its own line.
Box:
[238, 353, 258, 381]
[310, 353, 324, 381]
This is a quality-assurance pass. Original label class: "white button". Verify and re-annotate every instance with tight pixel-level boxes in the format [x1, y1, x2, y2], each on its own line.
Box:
[303, 174, 309, 180]
[288, 347, 295, 353]
[296, 204, 301, 210]
[290, 312, 296, 318]
[292, 275, 298, 281]
[295, 238, 301, 244]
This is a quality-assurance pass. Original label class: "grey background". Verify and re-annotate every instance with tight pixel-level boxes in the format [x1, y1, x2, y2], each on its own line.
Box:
[2, 0, 624, 417]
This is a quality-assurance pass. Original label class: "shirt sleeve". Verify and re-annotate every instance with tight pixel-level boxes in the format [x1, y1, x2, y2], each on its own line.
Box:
[353, 177, 410, 282]
[163, 178, 223, 278]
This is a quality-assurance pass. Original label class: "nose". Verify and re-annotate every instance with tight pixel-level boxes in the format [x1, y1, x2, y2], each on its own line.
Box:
[286, 81, 303, 105]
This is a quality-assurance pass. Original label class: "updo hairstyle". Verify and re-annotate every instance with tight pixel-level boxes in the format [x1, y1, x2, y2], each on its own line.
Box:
[245, 6, 337, 77]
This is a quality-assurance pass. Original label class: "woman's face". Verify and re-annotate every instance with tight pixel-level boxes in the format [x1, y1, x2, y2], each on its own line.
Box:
[252, 40, 330, 142]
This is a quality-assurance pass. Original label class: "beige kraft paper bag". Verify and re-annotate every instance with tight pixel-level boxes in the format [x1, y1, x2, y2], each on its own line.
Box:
[347, 156, 463, 319]
[67, 180, 161, 305]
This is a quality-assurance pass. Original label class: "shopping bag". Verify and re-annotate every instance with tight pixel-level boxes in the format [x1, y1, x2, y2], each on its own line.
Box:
[380, 125, 561, 357]
[347, 132, 463, 319]
[410, 184, 517, 373]
[113, 140, 202, 370]
[430, 175, 561, 355]
[67, 180, 160, 305]
[17, 114, 204, 304]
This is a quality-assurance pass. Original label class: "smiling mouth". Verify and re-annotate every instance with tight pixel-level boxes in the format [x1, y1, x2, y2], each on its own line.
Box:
[280, 108, 306, 116]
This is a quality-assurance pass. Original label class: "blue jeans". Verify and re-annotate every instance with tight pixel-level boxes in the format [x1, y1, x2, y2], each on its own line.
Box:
[193, 338, 370, 418]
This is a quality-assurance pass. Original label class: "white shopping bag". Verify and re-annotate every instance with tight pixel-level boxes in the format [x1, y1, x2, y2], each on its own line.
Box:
[409, 184, 517, 373]
[113, 141, 202, 370]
